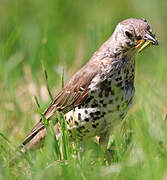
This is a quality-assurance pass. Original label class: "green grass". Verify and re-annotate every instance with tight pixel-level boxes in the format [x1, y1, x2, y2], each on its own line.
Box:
[0, 0, 167, 179]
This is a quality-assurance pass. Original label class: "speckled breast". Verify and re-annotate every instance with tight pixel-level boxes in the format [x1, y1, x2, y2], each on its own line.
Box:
[65, 58, 135, 139]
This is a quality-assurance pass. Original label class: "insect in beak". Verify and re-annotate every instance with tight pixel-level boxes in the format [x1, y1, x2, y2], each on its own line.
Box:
[136, 33, 159, 53]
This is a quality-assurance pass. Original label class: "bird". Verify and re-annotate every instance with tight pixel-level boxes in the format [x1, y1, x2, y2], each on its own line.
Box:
[21, 18, 158, 150]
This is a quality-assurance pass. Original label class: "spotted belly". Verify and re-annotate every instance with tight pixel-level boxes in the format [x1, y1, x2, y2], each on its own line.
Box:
[65, 79, 135, 139]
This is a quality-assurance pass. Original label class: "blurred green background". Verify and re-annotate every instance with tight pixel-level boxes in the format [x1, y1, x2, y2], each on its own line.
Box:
[1, 0, 167, 179]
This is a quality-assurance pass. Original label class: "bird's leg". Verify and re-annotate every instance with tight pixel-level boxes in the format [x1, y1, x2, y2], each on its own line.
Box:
[99, 131, 113, 164]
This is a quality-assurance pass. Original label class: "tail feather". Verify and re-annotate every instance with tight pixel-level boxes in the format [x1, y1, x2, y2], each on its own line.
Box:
[22, 122, 61, 150]
[22, 121, 45, 147]
[21, 102, 57, 148]
[8, 122, 60, 167]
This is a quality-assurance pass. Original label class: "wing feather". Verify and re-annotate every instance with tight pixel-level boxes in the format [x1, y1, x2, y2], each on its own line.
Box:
[22, 60, 99, 147]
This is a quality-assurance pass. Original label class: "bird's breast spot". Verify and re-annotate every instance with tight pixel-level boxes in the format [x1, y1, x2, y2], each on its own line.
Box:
[69, 107, 99, 122]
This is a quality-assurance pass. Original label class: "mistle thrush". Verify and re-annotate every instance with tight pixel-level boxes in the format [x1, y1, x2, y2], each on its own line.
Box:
[21, 18, 158, 150]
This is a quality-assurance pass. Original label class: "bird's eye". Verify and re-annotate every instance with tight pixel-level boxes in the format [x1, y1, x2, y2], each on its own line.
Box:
[136, 36, 142, 40]
[125, 31, 133, 38]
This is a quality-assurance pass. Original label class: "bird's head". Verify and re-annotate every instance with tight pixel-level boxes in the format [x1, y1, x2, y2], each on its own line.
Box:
[113, 18, 158, 54]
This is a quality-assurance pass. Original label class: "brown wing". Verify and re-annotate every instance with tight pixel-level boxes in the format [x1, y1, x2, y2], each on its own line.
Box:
[22, 60, 99, 146]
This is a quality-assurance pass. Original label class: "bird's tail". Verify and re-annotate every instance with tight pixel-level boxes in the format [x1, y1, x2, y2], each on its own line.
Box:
[22, 121, 47, 149]
[8, 100, 61, 166]
[8, 120, 60, 167]
[21, 101, 59, 149]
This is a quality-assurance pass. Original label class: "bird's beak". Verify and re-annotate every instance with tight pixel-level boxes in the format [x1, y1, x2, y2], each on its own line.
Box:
[136, 33, 159, 53]
[145, 33, 159, 46]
